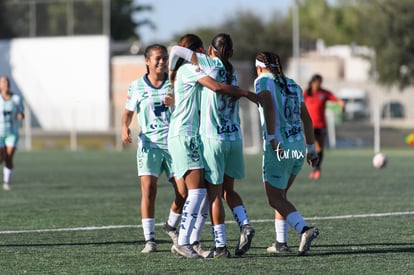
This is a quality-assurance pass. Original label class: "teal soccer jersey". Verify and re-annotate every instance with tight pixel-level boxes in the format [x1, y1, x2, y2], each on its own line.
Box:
[197, 54, 242, 141]
[168, 62, 207, 138]
[0, 94, 24, 137]
[125, 73, 172, 149]
[255, 73, 305, 145]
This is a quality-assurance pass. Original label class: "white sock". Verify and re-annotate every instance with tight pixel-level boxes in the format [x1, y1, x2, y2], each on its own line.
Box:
[167, 209, 181, 228]
[275, 219, 288, 243]
[232, 205, 250, 227]
[142, 218, 155, 241]
[189, 194, 209, 244]
[212, 224, 226, 248]
[3, 167, 13, 184]
[286, 211, 308, 234]
[177, 188, 206, 246]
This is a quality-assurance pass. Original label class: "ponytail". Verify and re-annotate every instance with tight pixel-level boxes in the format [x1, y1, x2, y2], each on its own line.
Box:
[256, 52, 292, 94]
[170, 34, 204, 90]
[210, 33, 233, 85]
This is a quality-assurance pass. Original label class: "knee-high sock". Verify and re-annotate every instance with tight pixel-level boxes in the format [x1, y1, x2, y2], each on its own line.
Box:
[316, 151, 324, 170]
[286, 211, 308, 234]
[167, 209, 181, 228]
[212, 224, 226, 248]
[142, 218, 155, 241]
[3, 167, 13, 184]
[275, 219, 288, 243]
[177, 188, 206, 246]
[189, 194, 209, 244]
[232, 205, 250, 228]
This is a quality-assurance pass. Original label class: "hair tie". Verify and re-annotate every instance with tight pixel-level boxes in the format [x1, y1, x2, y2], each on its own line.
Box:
[255, 60, 266, 68]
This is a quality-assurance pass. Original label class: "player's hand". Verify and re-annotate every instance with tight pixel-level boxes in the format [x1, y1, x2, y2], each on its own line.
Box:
[17, 112, 24, 121]
[246, 91, 262, 107]
[164, 93, 174, 107]
[306, 144, 319, 167]
[229, 96, 241, 103]
[122, 127, 132, 144]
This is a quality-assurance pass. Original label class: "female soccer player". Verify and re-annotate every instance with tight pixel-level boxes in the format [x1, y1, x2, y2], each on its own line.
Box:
[304, 74, 344, 180]
[121, 44, 184, 253]
[254, 52, 319, 256]
[0, 76, 24, 191]
[169, 33, 258, 258]
[168, 34, 256, 259]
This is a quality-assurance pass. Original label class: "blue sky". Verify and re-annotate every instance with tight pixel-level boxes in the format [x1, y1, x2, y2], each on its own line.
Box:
[136, 0, 294, 44]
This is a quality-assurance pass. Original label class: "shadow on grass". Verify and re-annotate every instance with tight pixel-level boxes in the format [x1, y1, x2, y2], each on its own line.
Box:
[249, 242, 414, 258]
[0, 239, 172, 248]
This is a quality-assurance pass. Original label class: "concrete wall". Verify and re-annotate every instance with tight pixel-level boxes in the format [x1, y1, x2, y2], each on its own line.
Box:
[0, 36, 110, 131]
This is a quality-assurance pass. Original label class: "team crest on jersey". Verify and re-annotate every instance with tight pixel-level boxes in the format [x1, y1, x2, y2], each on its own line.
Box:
[188, 138, 200, 162]
[138, 158, 143, 168]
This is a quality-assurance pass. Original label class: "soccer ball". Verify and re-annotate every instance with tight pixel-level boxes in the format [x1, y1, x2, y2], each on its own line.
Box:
[372, 153, 387, 169]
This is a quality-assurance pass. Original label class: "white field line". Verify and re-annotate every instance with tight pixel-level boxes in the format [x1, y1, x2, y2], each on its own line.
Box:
[1, 211, 413, 235]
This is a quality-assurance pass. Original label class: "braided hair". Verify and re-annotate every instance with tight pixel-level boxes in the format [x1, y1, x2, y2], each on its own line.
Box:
[169, 34, 204, 90]
[256, 52, 292, 94]
[306, 74, 323, 96]
[144, 44, 168, 74]
[210, 33, 233, 85]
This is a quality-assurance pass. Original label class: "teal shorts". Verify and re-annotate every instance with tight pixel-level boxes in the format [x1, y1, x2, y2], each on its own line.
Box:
[168, 135, 204, 179]
[137, 146, 173, 180]
[0, 134, 19, 148]
[201, 137, 244, 184]
[262, 142, 305, 189]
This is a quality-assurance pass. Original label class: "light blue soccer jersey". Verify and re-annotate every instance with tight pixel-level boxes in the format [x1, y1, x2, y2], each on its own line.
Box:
[0, 94, 24, 136]
[168, 62, 207, 137]
[125, 73, 172, 149]
[197, 54, 242, 141]
[255, 73, 304, 145]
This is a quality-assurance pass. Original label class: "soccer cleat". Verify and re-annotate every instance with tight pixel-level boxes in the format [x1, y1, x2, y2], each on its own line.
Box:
[298, 227, 319, 256]
[213, 246, 231, 259]
[235, 224, 255, 256]
[141, 240, 157, 253]
[3, 183, 10, 191]
[163, 223, 178, 244]
[308, 171, 315, 179]
[172, 244, 202, 259]
[313, 170, 321, 180]
[266, 242, 290, 253]
[191, 241, 213, 258]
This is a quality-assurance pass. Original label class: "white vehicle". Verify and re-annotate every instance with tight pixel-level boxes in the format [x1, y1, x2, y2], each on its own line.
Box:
[338, 88, 369, 120]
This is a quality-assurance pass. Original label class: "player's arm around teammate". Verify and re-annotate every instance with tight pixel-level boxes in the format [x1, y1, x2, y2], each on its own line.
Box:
[169, 44, 261, 106]
[0, 76, 24, 191]
[121, 44, 185, 254]
[254, 52, 319, 256]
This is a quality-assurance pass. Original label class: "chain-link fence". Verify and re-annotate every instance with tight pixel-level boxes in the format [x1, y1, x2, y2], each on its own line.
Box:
[1, 0, 110, 38]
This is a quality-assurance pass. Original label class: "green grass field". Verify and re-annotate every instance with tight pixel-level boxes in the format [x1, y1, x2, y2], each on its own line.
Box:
[0, 149, 413, 274]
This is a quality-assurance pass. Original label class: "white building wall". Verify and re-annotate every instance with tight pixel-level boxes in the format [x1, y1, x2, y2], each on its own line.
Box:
[0, 36, 110, 131]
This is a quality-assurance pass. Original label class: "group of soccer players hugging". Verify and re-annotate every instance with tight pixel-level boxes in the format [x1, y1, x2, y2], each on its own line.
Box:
[121, 33, 320, 259]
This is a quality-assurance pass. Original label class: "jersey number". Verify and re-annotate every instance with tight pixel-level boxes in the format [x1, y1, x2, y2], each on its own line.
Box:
[153, 102, 168, 117]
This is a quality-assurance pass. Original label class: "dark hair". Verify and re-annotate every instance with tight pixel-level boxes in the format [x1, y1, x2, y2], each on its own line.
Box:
[211, 33, 233, 85]
[0, 76, 10, 87]
[256, 52, 292, 94]
[306, 74, 323, 96]
[169, 34, 204, 89]
[144, 44, 168, 74]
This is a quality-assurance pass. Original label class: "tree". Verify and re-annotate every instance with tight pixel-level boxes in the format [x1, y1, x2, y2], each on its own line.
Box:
[0, 0, 154, 42]
[111, 0, 154, 41]
[353, 0, 414, 88]
[176, 10, 293, 65]
[297, 0, 414, 88]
